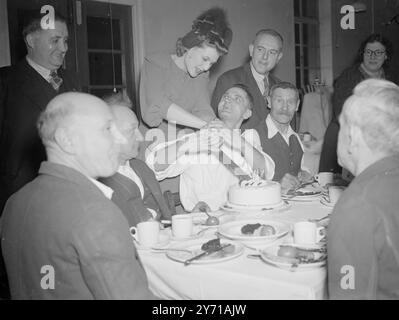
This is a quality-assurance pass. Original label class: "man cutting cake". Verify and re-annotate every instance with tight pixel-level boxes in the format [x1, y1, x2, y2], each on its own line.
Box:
[145, 84, 275, 211]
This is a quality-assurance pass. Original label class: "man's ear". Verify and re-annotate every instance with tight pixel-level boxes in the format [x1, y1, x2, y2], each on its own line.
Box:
[277, 52, 283, 63]
[249, 44, 254, 58]
[26, 34, 35, 50]
[54, 127, 75, 154]
[243, 109, 252, 120]
[295, 99, 300, 112]
[348, 124, 362, 151]
[267, 96, 272, 109]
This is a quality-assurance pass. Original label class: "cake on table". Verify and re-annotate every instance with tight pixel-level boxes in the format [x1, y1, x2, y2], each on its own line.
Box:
[228, 178, 282, 207]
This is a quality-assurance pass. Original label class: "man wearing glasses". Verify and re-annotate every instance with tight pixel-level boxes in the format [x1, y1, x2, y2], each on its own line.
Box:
[211, 29, 283, 130]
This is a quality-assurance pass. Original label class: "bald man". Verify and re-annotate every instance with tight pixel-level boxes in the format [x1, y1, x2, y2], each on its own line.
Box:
[1, 92, 156, 299]
[100, 93, 172, 226]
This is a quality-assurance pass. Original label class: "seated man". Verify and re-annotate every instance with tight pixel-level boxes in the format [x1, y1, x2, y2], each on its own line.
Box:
[328, 79, 399, 299]
[253, 81, 311, 192]
[1, 92, 155, 299]
[100, 94, 172, 226]
[146, 84, 275, 211]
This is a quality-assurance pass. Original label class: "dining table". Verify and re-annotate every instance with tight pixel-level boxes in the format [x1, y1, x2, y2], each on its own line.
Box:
[136, 194, 333, 300]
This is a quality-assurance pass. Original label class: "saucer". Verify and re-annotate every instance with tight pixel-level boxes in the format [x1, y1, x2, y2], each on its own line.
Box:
[134, 233, 170, 250]
[170, 227, 204, 241]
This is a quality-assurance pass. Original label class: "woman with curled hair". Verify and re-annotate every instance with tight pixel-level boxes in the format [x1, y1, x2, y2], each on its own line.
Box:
[139, 7, 232, 137]
[319, 33, 398, 173]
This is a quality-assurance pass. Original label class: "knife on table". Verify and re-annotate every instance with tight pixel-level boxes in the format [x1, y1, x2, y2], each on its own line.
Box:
[184, 244, 232, 266]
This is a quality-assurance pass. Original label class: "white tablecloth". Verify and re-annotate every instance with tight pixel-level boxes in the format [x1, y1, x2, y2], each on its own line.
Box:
[137, 199, 332, 300]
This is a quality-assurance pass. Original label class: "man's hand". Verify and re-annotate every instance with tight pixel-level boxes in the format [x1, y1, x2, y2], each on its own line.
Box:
[298, 170, 313, 183]
[191, 201, 211, 213]
[280, 173, 300, 194]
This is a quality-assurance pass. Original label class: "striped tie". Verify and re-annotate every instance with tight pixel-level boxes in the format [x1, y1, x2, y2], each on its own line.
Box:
[263, 76, 269, 106]
[49, 71, 63, 91]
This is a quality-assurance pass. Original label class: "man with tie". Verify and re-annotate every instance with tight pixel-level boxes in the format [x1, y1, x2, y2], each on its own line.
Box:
[252, 82, 312, 193]
[0, 12, 81, 212]
[211, 29, 283, 130]
[100, 94, 173, 226]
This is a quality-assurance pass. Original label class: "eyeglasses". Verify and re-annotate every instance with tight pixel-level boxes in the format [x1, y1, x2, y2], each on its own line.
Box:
[364, 49, 386, 58]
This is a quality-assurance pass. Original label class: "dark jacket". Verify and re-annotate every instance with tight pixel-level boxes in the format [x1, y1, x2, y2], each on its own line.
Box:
[0, 59, 81, 206]
[211, 62, 280, 130]
[1, 162, 155, 299]
[100, 159, 172, 226]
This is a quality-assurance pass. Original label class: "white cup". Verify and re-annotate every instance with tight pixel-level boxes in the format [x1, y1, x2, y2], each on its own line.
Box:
[130, 220, 160, 247]
[294, 221, 326, 245]
[328, 186, 344, 203]
[315, 172, 334, 187]
[172, 214, 193, 239]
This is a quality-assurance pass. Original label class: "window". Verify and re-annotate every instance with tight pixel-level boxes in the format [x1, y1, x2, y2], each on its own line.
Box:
[294, 0, 320, 89]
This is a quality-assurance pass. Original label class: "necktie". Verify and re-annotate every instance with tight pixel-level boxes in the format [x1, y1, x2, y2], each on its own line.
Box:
[49, 70, 63, 91]
[263, 75, 270, 105]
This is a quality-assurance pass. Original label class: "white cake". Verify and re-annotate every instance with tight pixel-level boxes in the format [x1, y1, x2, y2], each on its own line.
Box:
[228, 179, 282, 207]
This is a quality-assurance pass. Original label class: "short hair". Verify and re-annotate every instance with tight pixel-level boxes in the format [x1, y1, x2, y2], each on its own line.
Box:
[22, 12, 67, 41]
[254, 29, 284, 50]
[37, 95, 75, 147]
[269, 81, 299, 100]
[176, 7, 232, 57]
[103, 92, 133, 109]
[341, 79, 399, 155]
[355, 33, 393, 67]
[230, 83, 254, 110]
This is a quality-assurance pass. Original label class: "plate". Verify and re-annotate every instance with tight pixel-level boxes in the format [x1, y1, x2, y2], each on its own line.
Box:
[218, 219, 290, 243]
[221, 200, 288, 212]
[134, 233, 170, 250]
[166, 239, 244, 265]
[260, 245, 326, 270]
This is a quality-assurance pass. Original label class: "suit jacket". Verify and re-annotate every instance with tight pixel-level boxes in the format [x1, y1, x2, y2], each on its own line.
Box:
[0, 58, 81, 203]
[100, 159, 172, 227]
[1, 162, 155, 299]
[211, 62, 280, 130]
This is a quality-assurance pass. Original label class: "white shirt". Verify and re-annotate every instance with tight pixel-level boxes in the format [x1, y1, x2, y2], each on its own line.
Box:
[26, 56, 53, 82]
[89, 178, 114, 199]
[250, 62, 268, 95]
[146, 129, 275, 211]
[117, 161, 145, 199]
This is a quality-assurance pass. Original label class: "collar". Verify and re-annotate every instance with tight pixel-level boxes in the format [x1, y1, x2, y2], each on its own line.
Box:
[89, 178, 114, 200]
[265, 114, 296, 139]
[26, 56, 53, 80]
[359, 63, 385, 79]
[38, 161, 114, 199]
[117, 160, 133, 175]
[354, 155, 399, 185]
[250, 62, 267, 83]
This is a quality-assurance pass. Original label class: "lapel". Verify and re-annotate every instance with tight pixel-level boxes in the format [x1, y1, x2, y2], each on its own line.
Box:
[129, 159, 172, 220]
[112, 172, 142, 200]
[16, 60, 58, 112]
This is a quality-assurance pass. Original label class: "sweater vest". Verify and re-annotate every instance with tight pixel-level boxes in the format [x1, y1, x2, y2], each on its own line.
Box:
[254, 122, 303, 181]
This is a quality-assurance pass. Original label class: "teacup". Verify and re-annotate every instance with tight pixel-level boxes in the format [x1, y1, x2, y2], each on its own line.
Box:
[327, 186, 344, 203]
[130, 220, 160, 247]
[315, 172, 334, 187]
[294, 221, 326, 245]
[172, 214, 193, 239]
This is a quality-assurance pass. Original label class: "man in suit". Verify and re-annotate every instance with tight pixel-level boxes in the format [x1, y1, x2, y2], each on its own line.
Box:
[0, 12, 80, 212]
[252, 82, 312, 193]
[100, 94, 173, 227]
[1, 92, 156, 299]
[211, 29, 283, 130]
